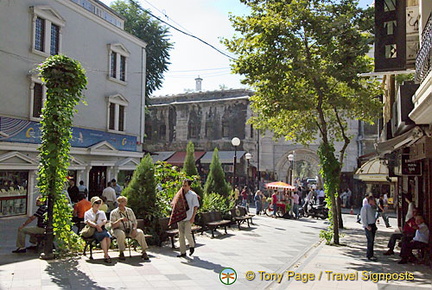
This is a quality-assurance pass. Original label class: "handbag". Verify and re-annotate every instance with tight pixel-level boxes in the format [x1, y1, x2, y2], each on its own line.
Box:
[80, 212, 99, 238]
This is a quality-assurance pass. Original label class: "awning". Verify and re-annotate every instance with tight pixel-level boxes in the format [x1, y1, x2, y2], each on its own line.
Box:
[354, 157, 397, 182]
[375, 126, 424, 156]
[165, 151, 206, 166]
[151, 151, 175, 163]
[200, 151, 246, 164]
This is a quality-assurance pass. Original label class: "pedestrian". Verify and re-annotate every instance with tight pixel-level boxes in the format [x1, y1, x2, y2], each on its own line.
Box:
[169, 179, 199, 257]
[254, 190, 263, 215]
[376, 194, 391, 228]
[291, 190, 300, 219]
[102, 181, 116, 212]
[361, 195, 378, 261]
[78, 180, 88, 198]
[111, 179, 122, 198]
[67, 179, 79, 203]
[241, 186, 248, 207]
[357, 193, 370, 223]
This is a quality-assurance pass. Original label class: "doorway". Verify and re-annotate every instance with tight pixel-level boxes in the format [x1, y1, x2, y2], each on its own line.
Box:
[89, 166, 106, 199]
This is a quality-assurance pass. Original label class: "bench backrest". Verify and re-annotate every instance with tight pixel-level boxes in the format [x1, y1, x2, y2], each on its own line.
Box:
[159, 217, 178, 231]
[201, 211, 224, 223]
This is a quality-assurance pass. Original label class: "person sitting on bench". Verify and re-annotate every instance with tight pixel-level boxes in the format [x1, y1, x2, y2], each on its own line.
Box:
[383, 208, 419, 256]
[110, 196, 150, 261]
[398, 215, 430, 264]
[12, 195, 46, 253]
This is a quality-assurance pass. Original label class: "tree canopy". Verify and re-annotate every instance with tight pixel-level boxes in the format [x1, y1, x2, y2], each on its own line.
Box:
[110, 0, 172, 98]
[224, 0, 382, 244]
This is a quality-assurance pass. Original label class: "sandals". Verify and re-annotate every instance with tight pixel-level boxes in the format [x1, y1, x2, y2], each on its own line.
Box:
[104, 256, 112, 263]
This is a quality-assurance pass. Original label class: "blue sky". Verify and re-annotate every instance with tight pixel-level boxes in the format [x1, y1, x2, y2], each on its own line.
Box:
[100, 0, 374, 95]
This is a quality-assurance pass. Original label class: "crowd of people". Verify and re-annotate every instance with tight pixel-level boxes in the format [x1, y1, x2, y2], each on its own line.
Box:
[11, 178, 200, 264]
[11, 177, 430, 267]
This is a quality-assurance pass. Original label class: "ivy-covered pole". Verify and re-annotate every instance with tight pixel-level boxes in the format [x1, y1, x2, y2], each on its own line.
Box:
[38, 55, 87, 259]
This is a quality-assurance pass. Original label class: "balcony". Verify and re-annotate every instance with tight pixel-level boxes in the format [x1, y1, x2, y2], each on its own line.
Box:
[415, 13, 432, 84]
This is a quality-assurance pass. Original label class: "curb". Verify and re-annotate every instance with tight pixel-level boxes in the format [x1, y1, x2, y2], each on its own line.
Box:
[263, 238, 325, 289]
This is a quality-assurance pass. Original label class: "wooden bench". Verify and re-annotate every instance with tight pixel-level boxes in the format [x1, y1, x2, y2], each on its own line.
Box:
[158, 217, 201, 248]
[200, 212, 231, 238]
[231, 206, 254, 230]
[82, 219, 151, 259]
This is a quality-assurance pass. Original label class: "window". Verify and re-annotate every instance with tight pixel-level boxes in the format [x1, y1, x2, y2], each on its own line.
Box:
[30, 80, 45, 120]
[108, 44, 130, 84]
[107, 94, 129, 132]
[35, 17, 45, 52]
[31, 6, 65, 57]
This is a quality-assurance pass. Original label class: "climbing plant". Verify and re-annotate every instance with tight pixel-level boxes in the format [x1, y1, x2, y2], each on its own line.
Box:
[38, 55, 87, 256]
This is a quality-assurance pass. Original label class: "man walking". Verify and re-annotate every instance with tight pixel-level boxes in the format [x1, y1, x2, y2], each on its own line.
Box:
[361, 195, 378, 261]
[170, 179, 199, 257]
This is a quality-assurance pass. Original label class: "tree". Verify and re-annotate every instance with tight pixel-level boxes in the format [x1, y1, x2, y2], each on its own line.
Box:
[183, 141, 199, 176]
[122, 154, 158, 238]
[204, 148, 231, 198]
[110, 0, 172, 98]
[38, 55, 87, 258]
[224, 0, 382, 244]
[182, 141, 204, 201]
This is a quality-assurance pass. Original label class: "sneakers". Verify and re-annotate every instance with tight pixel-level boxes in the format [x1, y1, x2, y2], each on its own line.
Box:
[119, 251, 126, 261]
[177, 253, 186, 258]
[367, 256, 378, 261]
[12, 248, 26, 253]
[383, 250, 394, 256]
[141, 252, 150, 261]
[189, 247, 195, 256]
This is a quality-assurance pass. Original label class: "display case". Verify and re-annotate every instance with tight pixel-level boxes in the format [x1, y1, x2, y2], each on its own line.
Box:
[0, 171, 28, 217]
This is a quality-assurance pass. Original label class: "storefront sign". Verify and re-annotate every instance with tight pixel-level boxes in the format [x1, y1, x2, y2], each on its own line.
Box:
[401, 154, 421, 175]
[0, 116, 137, 152]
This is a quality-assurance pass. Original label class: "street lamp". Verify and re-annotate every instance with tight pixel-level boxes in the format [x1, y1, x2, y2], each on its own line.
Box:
[288, 153, 294, 185]
[231, 137, 241, 188]
[245, 152, 252, 189]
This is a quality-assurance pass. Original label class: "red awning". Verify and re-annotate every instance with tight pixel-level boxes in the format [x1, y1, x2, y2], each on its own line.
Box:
[165, 151, 206, 166]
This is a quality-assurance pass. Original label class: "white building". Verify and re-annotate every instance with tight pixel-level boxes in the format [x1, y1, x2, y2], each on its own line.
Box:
[0, 0, 147, 217]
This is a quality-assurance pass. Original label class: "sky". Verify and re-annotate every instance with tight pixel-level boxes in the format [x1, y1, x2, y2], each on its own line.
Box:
[100, 0, 374, 96]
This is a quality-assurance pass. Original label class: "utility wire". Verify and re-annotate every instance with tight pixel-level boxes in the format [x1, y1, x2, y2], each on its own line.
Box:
[130, 0, 237, 61]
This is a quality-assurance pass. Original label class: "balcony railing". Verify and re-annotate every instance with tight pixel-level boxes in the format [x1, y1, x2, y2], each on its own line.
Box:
[415, 13, 432, 83]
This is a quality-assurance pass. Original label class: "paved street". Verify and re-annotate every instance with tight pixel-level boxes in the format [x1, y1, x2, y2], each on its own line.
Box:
[0, 210, 431, 289]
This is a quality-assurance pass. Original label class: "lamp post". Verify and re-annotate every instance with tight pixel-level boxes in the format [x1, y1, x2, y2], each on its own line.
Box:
[288, 153, 294, 185]
[231, 137, 241, 188]
[245, 152, 252, 190]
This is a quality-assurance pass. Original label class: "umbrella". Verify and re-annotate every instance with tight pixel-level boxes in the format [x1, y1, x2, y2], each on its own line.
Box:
[265, 181, 296, 190]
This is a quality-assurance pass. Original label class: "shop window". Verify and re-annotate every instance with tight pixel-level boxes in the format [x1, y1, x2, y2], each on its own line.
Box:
[0, 171, 28, 217]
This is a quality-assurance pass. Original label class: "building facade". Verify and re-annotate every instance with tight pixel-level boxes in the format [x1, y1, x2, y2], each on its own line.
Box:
[369, 0, 432, 230]
[146, 86, 375, 194]
[0, 0, 146, 217]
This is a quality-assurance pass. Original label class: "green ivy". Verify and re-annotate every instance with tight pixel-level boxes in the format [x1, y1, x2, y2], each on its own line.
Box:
[38, 55, 87, 255]
[317, 143, 341, 244]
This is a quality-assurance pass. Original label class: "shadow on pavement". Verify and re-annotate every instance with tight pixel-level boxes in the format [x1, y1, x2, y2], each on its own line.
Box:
[181, 256, 225, 274]
[46, 258, 104, 289]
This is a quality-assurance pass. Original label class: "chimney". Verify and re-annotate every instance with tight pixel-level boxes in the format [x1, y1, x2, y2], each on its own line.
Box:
[195, 76, 203, 91]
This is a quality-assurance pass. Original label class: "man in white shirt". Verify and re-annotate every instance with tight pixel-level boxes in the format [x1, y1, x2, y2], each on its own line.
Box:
[175, 179, 199, 257]
[398, 215, 430, 264]
[361, 195, 378, 261]
[102, 182, 116, 211]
